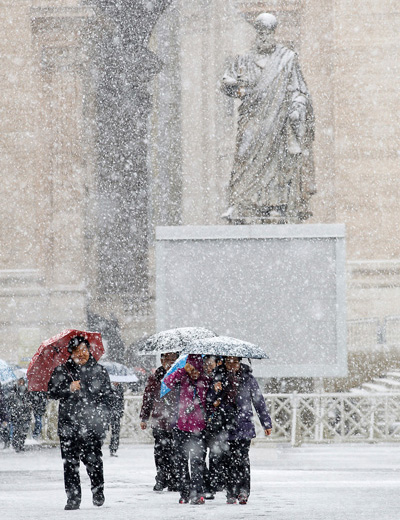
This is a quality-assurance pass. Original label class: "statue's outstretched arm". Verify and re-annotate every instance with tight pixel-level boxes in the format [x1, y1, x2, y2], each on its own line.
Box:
[221, 72, 241, 98]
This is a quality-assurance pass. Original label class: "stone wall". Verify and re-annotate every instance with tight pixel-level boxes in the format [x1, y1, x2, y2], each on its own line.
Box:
[0, 3, 91, 362]
[1, 0, 400, 374]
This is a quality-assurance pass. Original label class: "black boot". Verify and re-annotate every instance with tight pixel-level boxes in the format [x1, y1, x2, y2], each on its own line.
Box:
[153, 482, 164, 492]
[64, 500, 80, 510]
[92, 490, 105, 507]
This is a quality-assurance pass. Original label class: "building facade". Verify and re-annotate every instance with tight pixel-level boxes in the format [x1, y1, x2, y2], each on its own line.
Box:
[1, 0, 399, 385]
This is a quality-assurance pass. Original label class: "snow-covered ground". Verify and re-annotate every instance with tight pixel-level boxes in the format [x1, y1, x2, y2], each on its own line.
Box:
[1, 441, 400, 519]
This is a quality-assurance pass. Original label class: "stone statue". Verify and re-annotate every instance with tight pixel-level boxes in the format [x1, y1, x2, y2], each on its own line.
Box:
[221, 13, 316, 224]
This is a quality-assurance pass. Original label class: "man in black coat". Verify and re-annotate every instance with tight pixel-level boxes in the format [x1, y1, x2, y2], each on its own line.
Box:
[109, 382, 124, 456]
[140, 351, 179, 492]
[8, 377, 32, 452]
[28, 390, 47, 439]
[48, 336, 113, 510]
[0, 382, 10, 449]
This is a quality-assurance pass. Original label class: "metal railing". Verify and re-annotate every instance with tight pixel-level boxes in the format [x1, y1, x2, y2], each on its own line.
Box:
[41, 392, 400, 447]
[383, 316, 400, 345]
[347, 315, 400, 349]
[261, 392, 400, 446]
[347, 318, 382, 348]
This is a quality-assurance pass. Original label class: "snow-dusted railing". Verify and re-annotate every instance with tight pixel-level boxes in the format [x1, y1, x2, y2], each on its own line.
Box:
[383, 316, 400, 345]
[260, 392, 400, 446]
[41, 393, 400, 446]
[347, 318, 381, 348]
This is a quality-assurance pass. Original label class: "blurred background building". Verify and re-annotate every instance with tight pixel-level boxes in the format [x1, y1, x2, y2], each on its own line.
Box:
[1, 0, 399, 388]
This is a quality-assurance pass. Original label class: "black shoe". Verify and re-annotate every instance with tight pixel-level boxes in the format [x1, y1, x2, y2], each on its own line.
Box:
[92, 490, 105, 507]
[64, 501, 80, 510]
[190, 495, 205, 505]
[153, 482, 164, 492]
[110, 451, 118, 457]
[238, 492, 248, 504]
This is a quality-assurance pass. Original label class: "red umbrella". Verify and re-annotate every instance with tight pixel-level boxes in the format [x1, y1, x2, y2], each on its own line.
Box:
[27, 329, 105, 391]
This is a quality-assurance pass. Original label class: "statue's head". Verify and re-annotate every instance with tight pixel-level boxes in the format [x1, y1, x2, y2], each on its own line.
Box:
[254, 13, 278, 34]
[254, 13, 277, 52]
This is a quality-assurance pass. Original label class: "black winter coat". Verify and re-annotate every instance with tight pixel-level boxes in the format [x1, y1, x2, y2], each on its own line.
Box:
[48, 355, 113, 439]
[0, 383, 9, 423]
[28, 391, 48, 416]
[8, 384, 32, 425]
[110, 383, 125, 419]
[140, 366, 179, 430]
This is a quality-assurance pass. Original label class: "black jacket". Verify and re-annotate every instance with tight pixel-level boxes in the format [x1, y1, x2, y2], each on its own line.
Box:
[8, 383, 32, 424]
[28, 391, 47, 416]
[140, 366, 179, 430]
[48, 355, 113, 438]
[0, 383, 9, 423]
[110, 383, 125, 419]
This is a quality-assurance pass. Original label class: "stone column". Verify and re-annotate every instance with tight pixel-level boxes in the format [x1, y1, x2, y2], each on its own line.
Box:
[31, 7, 93, 330]
[86, 0, 172, 313]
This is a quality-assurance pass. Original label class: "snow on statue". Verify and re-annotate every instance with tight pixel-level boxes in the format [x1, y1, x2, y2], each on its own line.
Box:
[221, 13, 316, 224]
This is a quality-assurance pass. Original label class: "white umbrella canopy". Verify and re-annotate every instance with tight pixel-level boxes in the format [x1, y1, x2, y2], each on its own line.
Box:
[137, 327, 217, 355]
[0, 359, 16, 383]
[181, 336, 269, 359]
[12, 367, 27, 380]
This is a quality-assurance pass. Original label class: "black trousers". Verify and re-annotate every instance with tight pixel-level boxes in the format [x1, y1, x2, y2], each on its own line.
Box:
[109, 414, 122, 454]
[173, 429, 206, 499]
[1, 422, 10, 448]
[59, 432, 104, 504]
[11, 419, 30, 452]
[153, 428, 177, 489]
[225, 439, 251, 499]
[203, 430, 228, 494]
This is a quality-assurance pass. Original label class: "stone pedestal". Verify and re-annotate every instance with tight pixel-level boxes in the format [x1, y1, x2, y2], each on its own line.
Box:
[156, 224, 347, 378]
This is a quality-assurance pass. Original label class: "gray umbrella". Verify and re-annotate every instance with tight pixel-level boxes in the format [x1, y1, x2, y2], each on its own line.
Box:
[99, 361, 139, 383]
[137, 327, 217, 354]
[181, 336, 268, 359]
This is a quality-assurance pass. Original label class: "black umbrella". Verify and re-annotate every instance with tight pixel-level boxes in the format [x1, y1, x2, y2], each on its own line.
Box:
[137, 327, 217, 355]
[181, 336, 268, 359]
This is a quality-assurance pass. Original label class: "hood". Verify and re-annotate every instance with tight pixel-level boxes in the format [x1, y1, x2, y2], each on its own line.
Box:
[187, 354, 203, 372]
[154, 366, 166, 380]
[240, 362, 252, 374]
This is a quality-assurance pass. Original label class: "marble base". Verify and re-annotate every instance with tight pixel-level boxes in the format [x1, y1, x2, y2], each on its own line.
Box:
[156, 224, 347, 378]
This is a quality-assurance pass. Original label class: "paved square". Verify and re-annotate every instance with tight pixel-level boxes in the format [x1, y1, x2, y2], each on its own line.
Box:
[1, 442, 400, 519]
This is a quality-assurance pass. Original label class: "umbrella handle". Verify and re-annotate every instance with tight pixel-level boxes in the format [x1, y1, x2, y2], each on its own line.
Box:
[65, 367, 75, 382]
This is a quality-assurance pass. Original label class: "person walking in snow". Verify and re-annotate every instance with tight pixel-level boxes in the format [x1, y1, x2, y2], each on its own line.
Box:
[109, 381, 125, 456]
[28, 390, 47, 440]
[219, 356, 272, 504]
[0, 382, 10, 449]
[202, 355, 229, 499]
[8, 377, 32, 452]
[163, 354, 212, 505]
[48, 336, 113, 510]
[140, 351, 180, 491]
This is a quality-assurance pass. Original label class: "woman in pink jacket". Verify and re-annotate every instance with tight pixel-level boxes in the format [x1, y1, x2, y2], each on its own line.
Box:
[163, 354, 211, 505]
